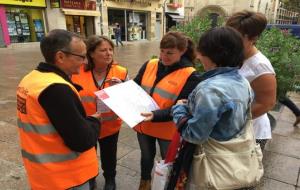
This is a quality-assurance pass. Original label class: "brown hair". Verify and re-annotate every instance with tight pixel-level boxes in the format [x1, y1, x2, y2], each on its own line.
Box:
[226, 10, 267, 40]
[84, 35, 114, 71]
[160, 31, 196, 62]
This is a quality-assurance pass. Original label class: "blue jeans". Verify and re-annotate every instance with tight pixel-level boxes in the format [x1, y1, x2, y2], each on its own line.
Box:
[115, 35, 123, 46]
[137, 132, 171, 180]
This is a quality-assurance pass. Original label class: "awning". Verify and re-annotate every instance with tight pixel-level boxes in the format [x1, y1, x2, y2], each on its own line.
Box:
[167, 14, 184, 22]
[61, 9, 100, 17]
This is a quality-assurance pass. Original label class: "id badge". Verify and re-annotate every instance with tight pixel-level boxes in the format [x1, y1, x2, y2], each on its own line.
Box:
[96, 98, 111, 113]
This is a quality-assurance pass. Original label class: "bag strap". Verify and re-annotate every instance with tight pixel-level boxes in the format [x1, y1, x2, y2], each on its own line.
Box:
[165, 117, 189, 163]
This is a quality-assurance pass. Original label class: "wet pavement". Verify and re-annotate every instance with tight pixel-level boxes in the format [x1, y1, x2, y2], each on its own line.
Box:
[0, 41, 300, 190]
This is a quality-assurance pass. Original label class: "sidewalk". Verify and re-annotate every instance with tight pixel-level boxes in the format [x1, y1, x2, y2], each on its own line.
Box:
[0, 41, 299, 190]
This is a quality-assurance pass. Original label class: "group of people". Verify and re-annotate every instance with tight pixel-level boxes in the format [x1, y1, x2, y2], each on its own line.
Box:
[16, 10, 298, 190]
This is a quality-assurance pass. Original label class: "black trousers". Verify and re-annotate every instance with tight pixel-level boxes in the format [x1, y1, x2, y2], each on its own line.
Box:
[279, 96, 300, 116]
[98, 132, 119, 180]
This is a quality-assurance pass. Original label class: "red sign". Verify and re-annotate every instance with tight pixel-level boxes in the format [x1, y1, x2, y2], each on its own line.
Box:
[167, 3, 182, 9]
[61, 0, 96, 10]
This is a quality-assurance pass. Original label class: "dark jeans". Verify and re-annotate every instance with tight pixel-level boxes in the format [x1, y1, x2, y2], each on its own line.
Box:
[98, 132, 119, 180]
[115, 35, 123, 46]
[279, 96, 300, 116]
[137, 132, 171, 180]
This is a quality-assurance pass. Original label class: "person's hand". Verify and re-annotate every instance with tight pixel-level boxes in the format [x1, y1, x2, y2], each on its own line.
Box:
[91, 113, 102, 123]
[176, 99, 188, 105]
[141, 112, 154, 122]
[106, 77, 122, 86]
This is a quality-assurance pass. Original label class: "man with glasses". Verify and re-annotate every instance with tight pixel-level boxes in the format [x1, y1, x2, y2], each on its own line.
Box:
[16, 29, 101, 190]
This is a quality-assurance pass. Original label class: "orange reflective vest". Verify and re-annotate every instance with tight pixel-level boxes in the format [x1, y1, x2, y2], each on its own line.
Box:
[135, 59, 195, 140]
[17, 70, 98, 190]
[72, 63, 128, 138]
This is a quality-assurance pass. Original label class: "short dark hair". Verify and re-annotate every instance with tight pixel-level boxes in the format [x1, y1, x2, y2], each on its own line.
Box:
[85, 35, 115, 71]
[40, 29, 82, 64]
[226, 10, 267, 40]
[160, 31, 196, 62]
[197, 26, 244, 68]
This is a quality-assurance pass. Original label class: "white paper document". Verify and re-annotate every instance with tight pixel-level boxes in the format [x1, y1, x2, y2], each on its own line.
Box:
[94, 80, 159, 128]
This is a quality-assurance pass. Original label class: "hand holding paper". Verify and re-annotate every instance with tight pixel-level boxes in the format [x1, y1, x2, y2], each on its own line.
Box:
[94, 80, 159, 128]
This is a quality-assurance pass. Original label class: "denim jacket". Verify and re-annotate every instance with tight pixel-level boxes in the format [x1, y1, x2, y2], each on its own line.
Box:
[172, 67, 253, 145]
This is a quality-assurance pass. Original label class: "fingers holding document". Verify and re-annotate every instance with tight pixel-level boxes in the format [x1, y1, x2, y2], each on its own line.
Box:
[91, 112, 102, 123]
[141, 112, 154, 122]
[105, 77, 123, 86]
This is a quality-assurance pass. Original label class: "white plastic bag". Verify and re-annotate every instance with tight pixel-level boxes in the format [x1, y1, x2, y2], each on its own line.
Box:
[151, 160, 172, 190]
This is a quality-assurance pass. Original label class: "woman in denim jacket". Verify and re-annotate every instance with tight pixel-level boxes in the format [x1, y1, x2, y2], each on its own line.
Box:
[171, 27, 254, 189]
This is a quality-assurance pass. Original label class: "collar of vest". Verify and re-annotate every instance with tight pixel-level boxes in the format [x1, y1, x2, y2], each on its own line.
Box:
[37, 62, 82, 91]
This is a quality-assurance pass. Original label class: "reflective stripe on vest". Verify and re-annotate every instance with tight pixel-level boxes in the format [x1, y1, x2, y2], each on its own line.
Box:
[72, 64, 127, 138]
[141, 84, 178, 102]
[21, 149, 80, 163]
[102, 114, 119, 122]
[17, 70, 98, 189]
[17, 119, 57, 134]
[81, 95, 95, 103]
[136, 59, 195, 140]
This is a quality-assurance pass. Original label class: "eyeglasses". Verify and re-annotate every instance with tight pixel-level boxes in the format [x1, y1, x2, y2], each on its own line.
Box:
[60, 50, 87, 60]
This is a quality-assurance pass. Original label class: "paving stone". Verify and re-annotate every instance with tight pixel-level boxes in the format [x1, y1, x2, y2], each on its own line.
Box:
[263, 151, 300, 185]
[278, 107, 297, 124]
[119, 133, 140, 149]
[117, 142, 136, 160]
[273, 120, 300, 139]
[256, 177, 295, 190]
[0, 159, 29, 190]
[117, 149, 141, 173]
[0, 142, 23, 166]
[265, 134, 300, 159]
[0, 121, 19, 143]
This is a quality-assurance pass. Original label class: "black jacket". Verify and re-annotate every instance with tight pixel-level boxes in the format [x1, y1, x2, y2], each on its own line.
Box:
[134, 58, 201, 122]
[37, 62, 100, 152]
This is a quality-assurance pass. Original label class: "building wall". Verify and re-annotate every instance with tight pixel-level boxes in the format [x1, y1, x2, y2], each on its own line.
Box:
[272, 0, 299, 24]
[185, 0, 273, 21]
[103, 0, 163, 41]
[45, 1, 66, 31]
[45, 0, 101, 35]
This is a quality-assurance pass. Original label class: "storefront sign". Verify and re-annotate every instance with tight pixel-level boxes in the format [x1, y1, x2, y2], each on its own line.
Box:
[107, 0, 151, 6]
[0, 0, 46, 7]
[61, 0, 96, 10]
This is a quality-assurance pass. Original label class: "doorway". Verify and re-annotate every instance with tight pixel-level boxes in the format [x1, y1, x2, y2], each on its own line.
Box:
[65, 15, 95, 38]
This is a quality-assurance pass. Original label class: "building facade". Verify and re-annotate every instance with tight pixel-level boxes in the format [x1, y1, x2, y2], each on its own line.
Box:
[102, 0, 164, 41]
[184, 0, 274, 22]
[0, 0, 47, 47]
[0, 0, 184, 46]
[46, 0, 101, 39]
[272, 0, 299, 24]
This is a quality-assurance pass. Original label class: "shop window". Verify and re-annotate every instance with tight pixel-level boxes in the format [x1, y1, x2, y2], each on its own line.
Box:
[6, 7, 45, 43]
[127, 11, 147, 41]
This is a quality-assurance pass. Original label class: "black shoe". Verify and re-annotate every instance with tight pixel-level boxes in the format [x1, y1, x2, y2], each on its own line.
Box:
[104, 179, 116, 190]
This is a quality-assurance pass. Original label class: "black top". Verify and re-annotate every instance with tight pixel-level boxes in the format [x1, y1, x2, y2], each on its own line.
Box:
[37, 62, 100, 152]
[134, 58, 201, 122]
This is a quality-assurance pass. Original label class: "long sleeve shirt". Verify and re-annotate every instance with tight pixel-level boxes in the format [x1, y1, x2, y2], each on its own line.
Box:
[37, 62, 100, 152]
